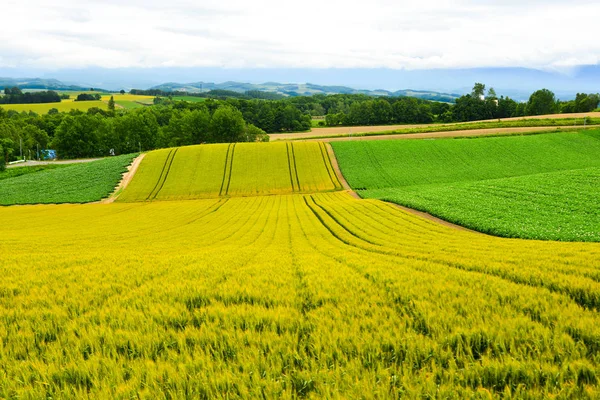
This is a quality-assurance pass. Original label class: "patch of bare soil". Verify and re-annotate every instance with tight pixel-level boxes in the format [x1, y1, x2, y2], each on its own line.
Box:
[102, 153, 145, 204]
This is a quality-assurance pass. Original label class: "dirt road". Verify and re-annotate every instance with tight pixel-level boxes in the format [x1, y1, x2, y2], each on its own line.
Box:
[305, 126, 587, 142]
[6, 158, 102, 168]
[271, 112, 600, 141]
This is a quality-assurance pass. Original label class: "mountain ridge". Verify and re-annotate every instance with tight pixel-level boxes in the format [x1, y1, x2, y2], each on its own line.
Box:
[149, 81, 461, 102]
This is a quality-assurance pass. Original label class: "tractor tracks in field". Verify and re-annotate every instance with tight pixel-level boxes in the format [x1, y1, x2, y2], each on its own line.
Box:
[147, 148, 178, 201]
[219, 143, 236, 197]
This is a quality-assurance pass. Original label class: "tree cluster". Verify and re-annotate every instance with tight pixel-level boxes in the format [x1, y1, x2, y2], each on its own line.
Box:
[0, 87, 61, 104]
[75, 93, 102, 101]
[0, 102, 268, 160]
[451, 83, 599, 122]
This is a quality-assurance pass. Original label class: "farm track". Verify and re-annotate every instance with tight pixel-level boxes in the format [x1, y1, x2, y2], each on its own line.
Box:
[272, 111, 600, 141]
[308, 125, 591, 142]
[102, 153, 146, 204]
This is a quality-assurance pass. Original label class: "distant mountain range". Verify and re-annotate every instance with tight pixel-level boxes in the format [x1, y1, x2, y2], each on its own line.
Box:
[0, 77, 100, 92]
[150, 81, 461, 102]
[0, 77, 461, 102]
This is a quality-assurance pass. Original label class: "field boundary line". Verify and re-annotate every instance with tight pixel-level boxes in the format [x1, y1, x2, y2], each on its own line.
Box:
[102, 153, 146, 204]
[224, 143, 236, 196]
[219, 144, 233, 196]
[323, 143, 346, 190]
[152, 148, 178, 200]
[146, 149, 174, 201]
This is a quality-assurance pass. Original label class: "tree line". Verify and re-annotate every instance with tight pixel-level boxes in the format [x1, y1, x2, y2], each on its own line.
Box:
[0, 102, 268, 162]
[0, 87, 61, 105]
[450, 84, 600, 122]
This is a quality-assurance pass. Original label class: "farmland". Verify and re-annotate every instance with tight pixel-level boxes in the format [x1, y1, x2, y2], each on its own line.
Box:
[1, 189, 600, 397]
[332, 130, 600, 241]
[0, 154, 136, 205]
[0, 94, 154, 113]
[0, 164, 67, 181]
[118, 142, 342, 202]
[0, 100, 107, 114]
[0, 139, 599, 398]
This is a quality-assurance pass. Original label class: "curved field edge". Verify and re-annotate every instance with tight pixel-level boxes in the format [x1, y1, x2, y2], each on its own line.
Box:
[331, 130, 600, 242]
[0, 153, 137, 205]
[362, 166, 600, 242]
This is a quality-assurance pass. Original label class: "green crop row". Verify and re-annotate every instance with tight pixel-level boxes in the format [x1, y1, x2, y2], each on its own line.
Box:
[0, 154, 136, 205]
[332, 130, 600, 241]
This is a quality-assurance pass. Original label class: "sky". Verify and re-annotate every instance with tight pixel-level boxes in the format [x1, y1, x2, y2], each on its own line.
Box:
[2, 0, 600, 71]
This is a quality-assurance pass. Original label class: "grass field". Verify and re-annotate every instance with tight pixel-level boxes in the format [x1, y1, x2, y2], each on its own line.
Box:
[332, 130, 600, 241]
[0, 94, 154, 113]
[113, 100, 146, 109]
[0, 100, 107, 114]
[172, 96, 206, 103]
[1, 191, 599, 398]
[0, 154, 136, 205]
[276, 117, 600, 141]
[118, 142, 342, 202]
[0, 164, 67, 180]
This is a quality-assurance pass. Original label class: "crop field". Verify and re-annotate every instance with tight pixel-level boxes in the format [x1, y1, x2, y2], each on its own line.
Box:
[2, 137, 600, 398]
[0, 154, 135, 205]
[113, 100, 146, 109]
[118, 142, 342, 202]
[0, 164, 67, 181]
[0, 94, 154, 113]
[0, 100, 107, 114]
[172, 96, 207, 103]
[1, 191, 600, 398]
[332, 130, 600, 241]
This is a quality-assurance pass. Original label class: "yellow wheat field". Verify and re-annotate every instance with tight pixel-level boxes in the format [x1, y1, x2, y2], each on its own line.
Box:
[0, 191, 599, 398]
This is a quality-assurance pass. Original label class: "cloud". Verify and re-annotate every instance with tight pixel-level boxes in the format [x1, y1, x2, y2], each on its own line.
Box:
[1, 0, 599, 71]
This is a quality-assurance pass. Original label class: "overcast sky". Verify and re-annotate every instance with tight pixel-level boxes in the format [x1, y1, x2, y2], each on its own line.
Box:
[2, 0, 599, 72]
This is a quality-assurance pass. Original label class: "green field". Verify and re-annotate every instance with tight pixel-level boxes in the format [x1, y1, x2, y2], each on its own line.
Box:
[1, 139, 600, 397]
[172, 96, 206, 103]
[0, 164, 67, 181]
[114, 100, 145, 109]
[118, 142, 342, 202]
[0, 155, 136, 205]
[0, 100, 107, 114]
[332, 130, 600, 241]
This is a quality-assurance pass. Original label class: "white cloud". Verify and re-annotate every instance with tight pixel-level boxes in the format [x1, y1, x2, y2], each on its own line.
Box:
[1, 0, 599, 70]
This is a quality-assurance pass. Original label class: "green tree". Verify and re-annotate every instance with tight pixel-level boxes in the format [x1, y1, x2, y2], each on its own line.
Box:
[527, 89, 557, 116]
[120, 90, 126, 95]
[210, 107, 245, 142]
[472, 83, 486, 99]
[182, 109, 211, 143]
[0, 138, 14, 165]
[245, 124, 269, 142]
[108, 96, 115, 111]
[53, 114, 103, 158]
[0, 144, 4, 172]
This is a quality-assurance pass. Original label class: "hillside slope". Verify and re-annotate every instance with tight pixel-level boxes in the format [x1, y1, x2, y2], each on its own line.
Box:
[118, 142, 342, 202]
[332, 130, 600, 241]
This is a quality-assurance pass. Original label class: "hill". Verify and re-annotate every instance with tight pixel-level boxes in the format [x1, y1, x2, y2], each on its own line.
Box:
[332, 130, 600, 241]
[149, 81, 460, 102]
[0, 77, 95, 91]
[118, 142, 342, 202]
